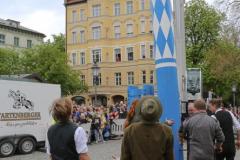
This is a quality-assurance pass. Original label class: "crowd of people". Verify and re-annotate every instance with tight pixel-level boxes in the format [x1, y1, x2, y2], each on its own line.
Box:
[71, 101, 127, 143]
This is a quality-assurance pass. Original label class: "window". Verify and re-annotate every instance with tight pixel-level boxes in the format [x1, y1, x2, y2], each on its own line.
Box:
[140, 20, 145, 33]
[127, 47, 134, 61]
[80, 75, 85, 85]
[72, 32, 77, 44]
[92, 5, 101, 17]
[92, 26, 101, 40]
[72, 53, 77, 65]
[114, 48, 121, 62]
[114, 25, 120, 39]
[80, 52, 85, 65]
[72, 10, 77, 23]
[140, 0, 145, 10]
[141, 44, 146, 59]
[92, 49, 101, 63]
[127, 24, 133, 37]
[14, 37, 19, 47]
[142, 70, 146, 84]
[150, 45, 154, 58]
[93, 73, 101, 86]
[115, 73, 121, 86]
[150, 71, 154, 84]
[114, 3, 120, 16]
[80, 30, 85, 43]
[80, 9, 84, 21]
[127, 1, 133, 14]
[0, 34, 5, 44]
[127, 72, 134, 85]
[150, 19, 153, 32]
[27, 40, 32, 48]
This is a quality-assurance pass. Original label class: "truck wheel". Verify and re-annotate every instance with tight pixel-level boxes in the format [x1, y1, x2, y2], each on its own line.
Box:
[18, 137, 36, 154]
[0, 140, 16, 157]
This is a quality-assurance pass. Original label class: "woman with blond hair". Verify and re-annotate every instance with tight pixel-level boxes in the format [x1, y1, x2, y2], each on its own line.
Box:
[47, 97, 90, 160]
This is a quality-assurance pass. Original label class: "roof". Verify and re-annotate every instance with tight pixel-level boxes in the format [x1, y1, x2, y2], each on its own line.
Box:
[0, 18, 46, 38]
[64, 0, 87, 6]
[0, 73, 45, 83]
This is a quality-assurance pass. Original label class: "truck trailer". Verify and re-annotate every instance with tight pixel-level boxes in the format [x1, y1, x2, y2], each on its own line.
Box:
[0, 80, 61, 157]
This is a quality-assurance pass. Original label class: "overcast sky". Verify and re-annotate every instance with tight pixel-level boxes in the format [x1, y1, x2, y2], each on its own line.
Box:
[0, 0, 214, 41]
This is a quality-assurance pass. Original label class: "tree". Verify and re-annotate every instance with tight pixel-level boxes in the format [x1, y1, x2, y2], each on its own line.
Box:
[204, 40, 240, 101]
[0, 48, 22, 75]
[185, 0, 223, 66]
[21, 38, 87, 95]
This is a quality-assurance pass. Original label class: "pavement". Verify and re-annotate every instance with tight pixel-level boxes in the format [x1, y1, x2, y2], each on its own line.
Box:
[2, 139, 240, 160]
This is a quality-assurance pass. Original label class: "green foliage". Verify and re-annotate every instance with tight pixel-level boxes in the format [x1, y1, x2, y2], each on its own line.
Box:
[204, 41, 240, 101]
[0, 48, 22, 75]
[185, 0, 223, 66]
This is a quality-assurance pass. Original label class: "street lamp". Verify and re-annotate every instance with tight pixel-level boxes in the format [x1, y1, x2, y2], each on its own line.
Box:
[232, 84, 237, 107]
[91, 61, 100, 106]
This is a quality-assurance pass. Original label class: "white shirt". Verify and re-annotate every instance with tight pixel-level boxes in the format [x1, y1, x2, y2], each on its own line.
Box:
[215, 108, 240, 130]
[47, 126, 88, 155]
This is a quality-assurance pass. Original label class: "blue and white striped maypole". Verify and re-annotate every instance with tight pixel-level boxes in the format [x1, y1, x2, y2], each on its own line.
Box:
[151, 0, 183, 159]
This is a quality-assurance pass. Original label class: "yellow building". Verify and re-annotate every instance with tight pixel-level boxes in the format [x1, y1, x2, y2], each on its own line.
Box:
[65, 0, 156, 106]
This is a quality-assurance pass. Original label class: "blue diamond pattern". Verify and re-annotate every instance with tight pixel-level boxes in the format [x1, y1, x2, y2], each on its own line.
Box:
[167, 27, 174, 56]
[154, 0, 164, 22]
[165, 0, 173, 21]
[156, 28, 166, 57]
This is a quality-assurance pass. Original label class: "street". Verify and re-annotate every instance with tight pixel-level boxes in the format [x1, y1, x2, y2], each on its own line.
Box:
[2, 139, 240, 160]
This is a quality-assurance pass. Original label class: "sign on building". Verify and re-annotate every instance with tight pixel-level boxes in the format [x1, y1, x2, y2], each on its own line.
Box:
[186, 68, 202, 100]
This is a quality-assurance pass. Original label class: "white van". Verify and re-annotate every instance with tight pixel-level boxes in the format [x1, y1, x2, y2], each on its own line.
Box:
[0, 80, 61, 157]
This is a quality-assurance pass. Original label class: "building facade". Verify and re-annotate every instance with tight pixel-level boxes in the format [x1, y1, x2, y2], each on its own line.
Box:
[0, 18, 45, 49]
[65, 0, 156, 106]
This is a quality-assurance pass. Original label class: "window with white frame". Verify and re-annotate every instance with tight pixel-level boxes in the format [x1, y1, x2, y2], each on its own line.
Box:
[72, 32, 77, 44]
[80, 9, 84, 21]
[14, 37, 19, 47]
[92, 49, 101, 63]
[141, 44, 146, 59]
[114, 25, 121, 39]
[127, 1, 133, 14]
[150, 19, 153, 32]
[0, 34, 5, 44]
[140, 20, 145, 33]
[92, 26, 101, 40]
[80, 52, 85, 65]
[150, 45, 154, 58]
[93, 73, 101, 86]
[72, 10, 77, 23]
[127, 72, 134, 85]
[114, 3, 120, 16]
[140, 0, 145, 10]
[127, 47, 134, 61]
[115, 72, 121, 86]
[72, 53, 77, 65]
[27, 40, 32, 48]
[114, 48, 121, 62]
[127, 23, 133, 37]
[80, 30, 85, 43]
[80, 75, 86, 85]
[92, 5, 101, 17]
[142, 70, 146, 84]
[150, 70, 154, 84]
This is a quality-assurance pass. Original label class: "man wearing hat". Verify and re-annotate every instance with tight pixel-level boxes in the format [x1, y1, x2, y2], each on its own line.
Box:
[120, 96, 174, 160]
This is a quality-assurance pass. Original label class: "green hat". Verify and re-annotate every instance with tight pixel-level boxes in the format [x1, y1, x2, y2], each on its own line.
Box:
[139, 96, 163, 123]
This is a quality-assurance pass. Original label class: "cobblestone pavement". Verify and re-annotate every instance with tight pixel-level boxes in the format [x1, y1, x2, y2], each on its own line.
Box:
[2, 139, 240, 160]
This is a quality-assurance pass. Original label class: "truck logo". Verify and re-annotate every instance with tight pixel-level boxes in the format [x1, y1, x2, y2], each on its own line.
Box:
[8, 90, 34, 111]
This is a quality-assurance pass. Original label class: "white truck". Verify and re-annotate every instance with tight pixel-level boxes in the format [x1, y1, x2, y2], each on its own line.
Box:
[0, 80, 61, 157]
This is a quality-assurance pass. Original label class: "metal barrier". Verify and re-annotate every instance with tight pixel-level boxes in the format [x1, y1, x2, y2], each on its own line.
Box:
[111, 119, 125, 136]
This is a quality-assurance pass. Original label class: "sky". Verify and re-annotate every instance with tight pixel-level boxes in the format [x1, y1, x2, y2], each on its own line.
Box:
[0, 0, 214, 41]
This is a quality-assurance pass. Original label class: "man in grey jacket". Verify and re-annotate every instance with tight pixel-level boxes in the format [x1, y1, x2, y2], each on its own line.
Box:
[183, 99, 225, 160]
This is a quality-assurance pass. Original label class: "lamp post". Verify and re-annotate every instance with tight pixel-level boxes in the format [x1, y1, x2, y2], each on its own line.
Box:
[92, 61, 100, 106]
[232, 84, 237, 108]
